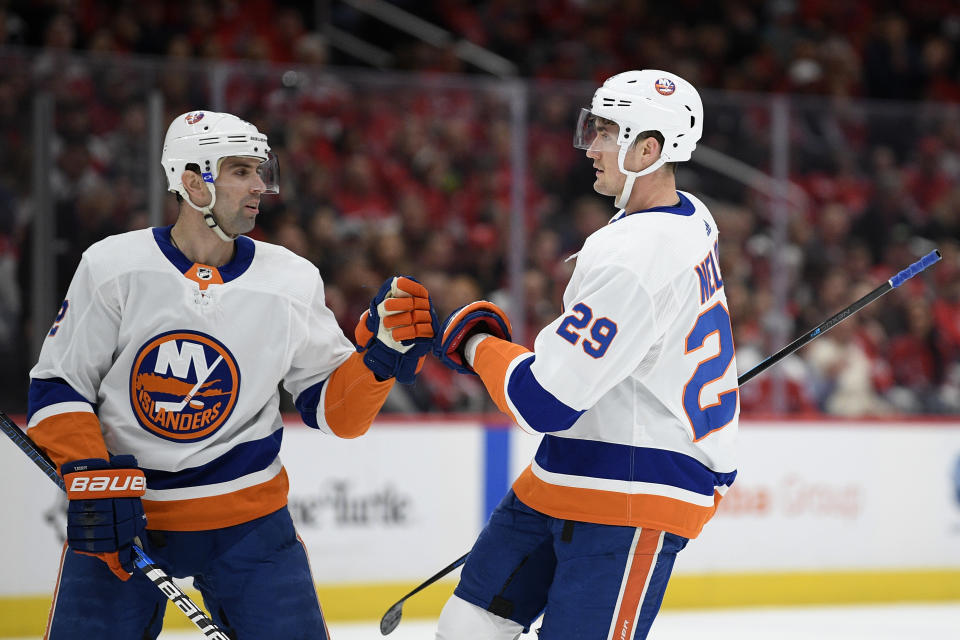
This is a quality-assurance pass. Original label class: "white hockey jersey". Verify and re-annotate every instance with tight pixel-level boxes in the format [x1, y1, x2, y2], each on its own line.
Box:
[27, 226, 377, 531]
[473, 191, 739, 539]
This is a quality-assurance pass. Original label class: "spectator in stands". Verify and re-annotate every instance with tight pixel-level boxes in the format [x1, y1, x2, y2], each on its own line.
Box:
[3, 0, 959, 418]
[887, 297, 944, 412]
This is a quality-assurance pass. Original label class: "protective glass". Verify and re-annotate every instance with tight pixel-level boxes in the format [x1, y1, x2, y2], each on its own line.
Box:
[257, 153, 280, 194]
[573, 108, 621, 152]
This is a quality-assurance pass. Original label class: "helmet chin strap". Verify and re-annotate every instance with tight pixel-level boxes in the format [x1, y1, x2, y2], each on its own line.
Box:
[614, 143, 666, 210]
[182, 183, 236, 242]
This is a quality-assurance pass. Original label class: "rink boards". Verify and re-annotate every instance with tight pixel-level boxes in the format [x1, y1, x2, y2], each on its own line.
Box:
[2, 416, 959, 635]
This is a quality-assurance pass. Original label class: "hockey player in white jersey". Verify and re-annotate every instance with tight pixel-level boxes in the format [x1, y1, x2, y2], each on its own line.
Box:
[433, 70, 739, 639]
[27, 110, 436, 639]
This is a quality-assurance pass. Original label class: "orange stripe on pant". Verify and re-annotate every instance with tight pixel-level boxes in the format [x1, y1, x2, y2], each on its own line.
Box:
[609, 529, 663, 640]
[512, 465, 721, 539]
[142, 467, 290, 531]
[297, 532, 331, 638]
[44, 542, 69, 640]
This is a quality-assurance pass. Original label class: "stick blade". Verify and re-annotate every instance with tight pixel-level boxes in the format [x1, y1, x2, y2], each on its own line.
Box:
[380, 602, 404, 635]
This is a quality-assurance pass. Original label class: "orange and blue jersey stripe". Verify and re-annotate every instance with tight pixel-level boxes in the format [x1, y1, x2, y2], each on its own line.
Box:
[503, 355, 585, 432]
[513, 464, 726, 539]
[134, 430, 290, 530]
[514, 435, 736, 537]
[532, 435, 737, 497]
[28, 378, 108, 470]
[472, 337, 585, 433]
[124, 428, 289, 531]
[295, 351, 393, 438]
[142, 468, 289, 531]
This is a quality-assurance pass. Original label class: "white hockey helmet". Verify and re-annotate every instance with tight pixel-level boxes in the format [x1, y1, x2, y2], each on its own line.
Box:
[574, 70, 703, 208]
[161, 111, 279, 241]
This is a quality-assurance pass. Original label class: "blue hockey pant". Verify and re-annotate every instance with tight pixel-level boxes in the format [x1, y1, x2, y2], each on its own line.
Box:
[453, 490, 689, 640]
[45, 507, 328, 640]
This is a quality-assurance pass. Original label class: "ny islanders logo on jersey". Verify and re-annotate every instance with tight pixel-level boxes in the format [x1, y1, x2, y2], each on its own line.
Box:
[129, 330, 240, 441]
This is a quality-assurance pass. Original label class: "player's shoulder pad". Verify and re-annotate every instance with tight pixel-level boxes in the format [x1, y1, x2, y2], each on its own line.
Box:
[682, 191, 720, 242]
[579, 216, 663, 267]
[581, 194, 713, 281]
[81, 229, 158, 281]
[246, 238, 322, 304]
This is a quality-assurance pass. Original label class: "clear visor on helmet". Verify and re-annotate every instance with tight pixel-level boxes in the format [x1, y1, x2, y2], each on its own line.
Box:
[215, 153, 280, 194]
[573, 108, 621, 152]
[257, 153, 280, 194]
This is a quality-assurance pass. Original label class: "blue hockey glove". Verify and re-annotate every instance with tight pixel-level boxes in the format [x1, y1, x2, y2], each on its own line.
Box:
[355, 276, 438, 384]
[434, 300, 513, 375]
[62, 455, 147, 581]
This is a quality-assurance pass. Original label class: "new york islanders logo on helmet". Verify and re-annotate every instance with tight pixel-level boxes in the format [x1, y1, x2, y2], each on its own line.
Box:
[184, 111, 205, 124]
[129, 330, 240, 442]
[654, 77, 676, 95]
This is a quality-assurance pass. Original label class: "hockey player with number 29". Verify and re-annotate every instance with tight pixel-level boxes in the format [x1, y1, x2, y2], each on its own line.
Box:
[433, 70, 739, 639]
[26, 110, 436, 639]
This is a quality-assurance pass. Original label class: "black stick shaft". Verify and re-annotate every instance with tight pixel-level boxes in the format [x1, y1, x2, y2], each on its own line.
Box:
[0, 411, 230, 640]
[737, 249, 940, 386]
[0, 411, 65, 488]
[401, 552, 468, 603]
[736, 282, 890, 386]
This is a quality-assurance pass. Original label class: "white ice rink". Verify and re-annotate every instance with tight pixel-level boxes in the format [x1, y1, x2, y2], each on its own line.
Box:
[143, 602, 960, 639]
[8, 603, 958, 638]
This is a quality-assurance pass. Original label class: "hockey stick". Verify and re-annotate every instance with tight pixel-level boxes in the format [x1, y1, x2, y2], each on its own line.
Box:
[737, 249, 941, 385]
[0, 410, 230, 640]
[379, 248, 943, 635]
[379, 552, 469, 634]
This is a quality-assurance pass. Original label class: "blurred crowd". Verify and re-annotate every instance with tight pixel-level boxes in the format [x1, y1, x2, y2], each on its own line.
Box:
[0, 1, 958, 417]
[2, 1, 959, 102]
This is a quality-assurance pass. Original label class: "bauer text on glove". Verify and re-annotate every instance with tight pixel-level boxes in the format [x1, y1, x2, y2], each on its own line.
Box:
[62, 455, 147, 581]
